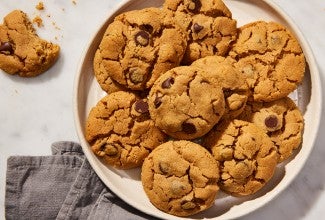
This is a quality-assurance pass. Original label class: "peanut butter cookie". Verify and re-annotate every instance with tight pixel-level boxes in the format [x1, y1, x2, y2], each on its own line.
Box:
[95, 7, 187, 90]
[148, 66, 225, 140]
[85, 91, 166, 169]
[141, 140, 219, 217]
[203, 120, 278, 196]
[238, 97, 304, 162]
[163, 0, 237, 64]
[0, 10, 60, 77]
[229, 21, 306, 102]
[191, 55, 249, 119]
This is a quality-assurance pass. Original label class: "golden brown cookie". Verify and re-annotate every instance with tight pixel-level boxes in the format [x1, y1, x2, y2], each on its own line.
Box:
[0, 10, 60, 77]
[163, 0, 237, 64]
[148, 66, 225, 140]
[85, 91, 167, 169]
[237, 97, 304, 162]
[95, 7, 187, 90]
[141, 140, 219, 217]
[203, 120, 278, 196]
[93, 49, 128, 94]
[229, 21, 306, 102]
[191, 55, 249, 119]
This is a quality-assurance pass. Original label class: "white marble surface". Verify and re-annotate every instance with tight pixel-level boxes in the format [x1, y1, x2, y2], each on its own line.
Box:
[0, 0, 324, 219]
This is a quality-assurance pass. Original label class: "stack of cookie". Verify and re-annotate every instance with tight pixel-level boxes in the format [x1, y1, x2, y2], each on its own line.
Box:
[85, 0, 305, 217]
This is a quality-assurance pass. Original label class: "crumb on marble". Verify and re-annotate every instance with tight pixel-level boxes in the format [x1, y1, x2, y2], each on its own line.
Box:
[52, 21, 61, 30]
[36, 2, 44, 10]
[33, 16, 43, 27]
[72, 0, 77, 5]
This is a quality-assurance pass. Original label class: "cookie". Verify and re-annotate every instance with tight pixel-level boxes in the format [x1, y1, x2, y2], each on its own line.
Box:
[141, 140, 219, 217]
[85, 91, 166, 169]
[95, 7, 187, 90]
[163, 0, 237, 64]
[237, 97, 304, 162]
[229, 21, 306, 102]
[0, 10, 60, 77]
[191, 55, 249, 119]
[93, 49, 128, 94]
[148, 66, 225, 140]
[203, 120, 278, 196]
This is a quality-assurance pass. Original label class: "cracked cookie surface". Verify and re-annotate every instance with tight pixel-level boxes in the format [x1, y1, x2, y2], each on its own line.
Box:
[95, 7, 187, 90]
[237, 97, 304, 162]
[163, 0, 237, 64]
[93, 49, 129, 94]
[148, 66, 225, 140]
[203, 120, 278, 196]
[85, 91, 167, 169]
[0, 10, 60, 77]
[141, 140, 219, 217]
[229, 21, 306, 102]
[191, 55, 249, 119]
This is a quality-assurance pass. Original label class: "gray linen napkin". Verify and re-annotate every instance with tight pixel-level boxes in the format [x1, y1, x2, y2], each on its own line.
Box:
[5, 141, 156, 220]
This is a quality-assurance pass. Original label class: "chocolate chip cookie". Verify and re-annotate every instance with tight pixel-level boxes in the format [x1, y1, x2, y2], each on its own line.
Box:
[238, 97, 304, 162]
[0, 10, 60, 77]
[141, 140, 219, 217]
[191, 55, 249, 119]
[86, 91, 167, 169]
[163, 0, 237, 64]
[229, 21, 306, 102]
[93, 49, 128, 94]
[95, 7, 187, 90]
[148, 66, 225, 140]
[203, 120, 278, 196]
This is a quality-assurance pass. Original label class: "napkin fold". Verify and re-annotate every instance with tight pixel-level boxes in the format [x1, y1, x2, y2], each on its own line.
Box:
[5, 141, 155, 220]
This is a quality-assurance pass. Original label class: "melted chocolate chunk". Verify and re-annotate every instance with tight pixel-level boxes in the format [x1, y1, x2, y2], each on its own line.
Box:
[193, 23, 204, 33]
[264, 115, 278, 128]
[134, 99, 149, 113]
[141, 24, 153, 33]
[161, 77, 174, 89]
[0, 42, 13, 54]
[134, 30, 150, 46]
[188, 0, 202, 13]
[154, 95, 162, 108]
[182, 122, 196, 134]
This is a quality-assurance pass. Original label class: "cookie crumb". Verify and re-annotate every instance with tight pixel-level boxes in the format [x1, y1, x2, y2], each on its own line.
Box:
[33, 16, 43, 27]
[51, 21, 61, 30]
[36, 2, 44, 10]
[72, 0, 77, 5]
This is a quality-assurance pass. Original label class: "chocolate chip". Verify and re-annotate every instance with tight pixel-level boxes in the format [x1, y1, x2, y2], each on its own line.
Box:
[129, 68, 144, 84]
[182, 122, 196, 134]
[159, 162, 170, 174]
[193, 23, 203, 33]
[171, 180, 186, 194]
[134, 30, 150, 46]
[161, 77, 174, 89]
[154, 93, 162, 108]
[0, 42, 13, 54]
[188, 0, 202, 12]
[141, 24, 153, 33]
[264, 115, 278, 128]
[134, 99, 149, 113]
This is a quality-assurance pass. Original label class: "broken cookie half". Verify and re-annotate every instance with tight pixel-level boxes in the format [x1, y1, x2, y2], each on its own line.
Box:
[0, 10, 60, 77]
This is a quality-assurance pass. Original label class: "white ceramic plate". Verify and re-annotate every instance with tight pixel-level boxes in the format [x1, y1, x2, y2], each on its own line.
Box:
[73, 0, 322, 219]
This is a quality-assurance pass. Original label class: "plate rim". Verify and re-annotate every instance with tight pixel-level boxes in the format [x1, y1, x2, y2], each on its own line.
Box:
[73, 0, 323, 219]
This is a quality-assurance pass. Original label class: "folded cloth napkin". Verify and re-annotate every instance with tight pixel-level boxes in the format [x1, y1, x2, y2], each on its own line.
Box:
[5, 141, 156, 220]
